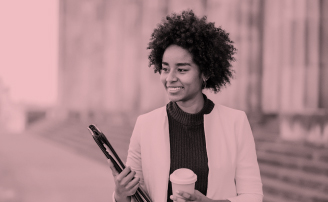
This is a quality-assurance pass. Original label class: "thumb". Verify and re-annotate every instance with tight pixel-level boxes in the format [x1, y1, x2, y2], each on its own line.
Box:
[194, 190, 205, 201]
[107, 159, 119, 176]
[194, 190, 202, 195]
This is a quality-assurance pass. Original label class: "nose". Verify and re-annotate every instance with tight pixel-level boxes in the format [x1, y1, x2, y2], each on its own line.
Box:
[166, 70, 178, 82]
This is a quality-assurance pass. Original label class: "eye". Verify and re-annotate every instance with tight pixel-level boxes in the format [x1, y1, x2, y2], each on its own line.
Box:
[162, 67, 169, 73]
[178, 69, 188, 73]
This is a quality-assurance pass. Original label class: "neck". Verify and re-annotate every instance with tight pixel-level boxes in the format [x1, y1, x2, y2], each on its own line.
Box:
[176, 93, 204, 114]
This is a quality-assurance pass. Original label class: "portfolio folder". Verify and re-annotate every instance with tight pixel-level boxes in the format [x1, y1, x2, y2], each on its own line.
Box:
[88, 124, 152, 202]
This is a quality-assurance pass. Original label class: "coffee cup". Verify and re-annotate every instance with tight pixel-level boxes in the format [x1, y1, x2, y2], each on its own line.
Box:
[170, 168, 197, 197]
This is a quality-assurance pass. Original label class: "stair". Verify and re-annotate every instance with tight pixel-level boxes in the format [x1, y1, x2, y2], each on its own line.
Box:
[255, 131, 328, 202]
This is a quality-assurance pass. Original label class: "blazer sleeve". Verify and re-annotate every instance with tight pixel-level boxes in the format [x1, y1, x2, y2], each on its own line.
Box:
[227, 112, 263, 202]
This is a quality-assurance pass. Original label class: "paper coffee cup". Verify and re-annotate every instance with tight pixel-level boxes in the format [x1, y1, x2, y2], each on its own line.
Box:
[170, 168, 197, 196]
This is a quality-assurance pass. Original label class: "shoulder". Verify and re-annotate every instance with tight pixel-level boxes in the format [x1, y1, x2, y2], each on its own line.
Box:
[136, 105, 167, 124]
[208, 104, 249, 131]
[213, 104, 247, 120]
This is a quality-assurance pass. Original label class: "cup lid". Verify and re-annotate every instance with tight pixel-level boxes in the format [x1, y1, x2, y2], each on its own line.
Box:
[170, 168, 197, 184]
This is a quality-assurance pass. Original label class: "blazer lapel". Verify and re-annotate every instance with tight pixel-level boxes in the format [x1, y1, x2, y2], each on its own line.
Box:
[204, 105, 227, 198]
[148, 107, 170, 202]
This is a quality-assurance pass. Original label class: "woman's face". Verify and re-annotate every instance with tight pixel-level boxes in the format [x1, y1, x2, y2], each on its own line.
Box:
[160, 44, 203, 103]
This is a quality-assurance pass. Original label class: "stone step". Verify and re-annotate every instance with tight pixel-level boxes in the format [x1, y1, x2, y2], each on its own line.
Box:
[257, 150, 328, 177]
[259, 163, 328, 194]
[256, 140, 328, 163]
[262, 176, 328, 202]
[263, 193, 300, 202]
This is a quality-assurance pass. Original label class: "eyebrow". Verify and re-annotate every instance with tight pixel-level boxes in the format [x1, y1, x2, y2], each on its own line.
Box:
[177, 63, 191, 67]
[161, 62, 191, 66]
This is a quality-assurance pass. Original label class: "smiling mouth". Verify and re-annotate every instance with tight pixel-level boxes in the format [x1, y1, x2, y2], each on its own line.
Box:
[167, 86, 184, 93]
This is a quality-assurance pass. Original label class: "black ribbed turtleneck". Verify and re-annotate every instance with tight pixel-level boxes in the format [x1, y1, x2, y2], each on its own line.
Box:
[166, 94, 214, 201]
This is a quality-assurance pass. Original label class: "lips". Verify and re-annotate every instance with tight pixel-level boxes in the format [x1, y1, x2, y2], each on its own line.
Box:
[167, 86, 184, 93]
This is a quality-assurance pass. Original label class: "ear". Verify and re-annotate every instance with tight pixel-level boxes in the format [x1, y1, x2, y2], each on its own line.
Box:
[201, 73, 209, 82]
[201, 73, 209, 89]
[202, 74, 206, 81]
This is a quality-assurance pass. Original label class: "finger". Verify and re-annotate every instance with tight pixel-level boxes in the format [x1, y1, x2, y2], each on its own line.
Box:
[116, 167, 131, 182]
[171, 194, 186, 202]
[126, 176, 140, 189]
[177, 191, 197, 201]
[120, 170, 136, 186]
[107, 160, 119, 176]
[170, 195, 179, 201]
[193, 190, 204, 200]
[128, 180, 140, 196]
[170, 195, 175, 201]
[176, 197, 186, 202]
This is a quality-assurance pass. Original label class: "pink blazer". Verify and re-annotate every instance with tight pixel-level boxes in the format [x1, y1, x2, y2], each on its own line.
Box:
[124, 104, 263, 202]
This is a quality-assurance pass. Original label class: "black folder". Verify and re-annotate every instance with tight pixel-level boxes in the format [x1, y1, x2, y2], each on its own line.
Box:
[88, 124, 152, 202]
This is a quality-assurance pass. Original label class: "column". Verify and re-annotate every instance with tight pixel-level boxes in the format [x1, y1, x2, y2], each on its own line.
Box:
[233, 0, 252, 111]
[304, 0, 320, 109]
[120, 0, 143, 113]
[247, 0, 264, 115]
[103, 0, 125, 112]
[261, 0, 282, 113]
[319, 0, 328, 108]
[280, 0, 294, 112]
[290, 0, 307, 111]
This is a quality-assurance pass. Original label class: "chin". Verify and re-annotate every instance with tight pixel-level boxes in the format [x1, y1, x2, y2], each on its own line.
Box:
[167, 93, 183, 102]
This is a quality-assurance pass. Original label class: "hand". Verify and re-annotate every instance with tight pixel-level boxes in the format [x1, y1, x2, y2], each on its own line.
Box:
[108, 160, 140, 201]
[170, 190, 213, 202]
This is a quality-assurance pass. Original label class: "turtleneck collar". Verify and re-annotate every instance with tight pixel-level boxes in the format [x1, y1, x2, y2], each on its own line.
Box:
[166, 94, 215, 126]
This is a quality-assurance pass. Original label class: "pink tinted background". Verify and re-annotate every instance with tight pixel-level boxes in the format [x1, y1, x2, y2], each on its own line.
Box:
[1, 0, 328, 202]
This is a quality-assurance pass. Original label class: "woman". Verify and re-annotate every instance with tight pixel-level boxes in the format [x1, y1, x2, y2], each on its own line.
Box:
[108, 10, 263, 202]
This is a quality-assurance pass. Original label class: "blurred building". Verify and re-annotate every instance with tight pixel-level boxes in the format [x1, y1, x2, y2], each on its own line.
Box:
[57, 0, 328, 146]
[58, 0, 328, 149]
[58, 0, 328, 117]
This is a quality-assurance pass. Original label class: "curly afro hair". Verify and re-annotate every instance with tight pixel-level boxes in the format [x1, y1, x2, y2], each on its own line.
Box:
[147, 10, 236, 93]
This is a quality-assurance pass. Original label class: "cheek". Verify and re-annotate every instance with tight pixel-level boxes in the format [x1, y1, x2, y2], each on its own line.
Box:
[194, 80, 203, 90]
[187, 82, 202, 93]
[160, 74, 166, 85]
[186, 76, 202, 89]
